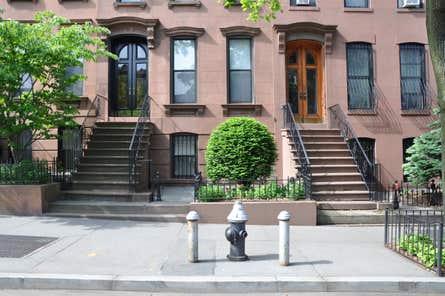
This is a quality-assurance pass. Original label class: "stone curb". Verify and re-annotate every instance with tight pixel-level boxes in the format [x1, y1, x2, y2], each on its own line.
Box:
[0, 274, 444, 293]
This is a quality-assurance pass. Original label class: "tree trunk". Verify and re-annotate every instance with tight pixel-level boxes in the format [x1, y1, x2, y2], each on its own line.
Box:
[426, 0, 445, 221]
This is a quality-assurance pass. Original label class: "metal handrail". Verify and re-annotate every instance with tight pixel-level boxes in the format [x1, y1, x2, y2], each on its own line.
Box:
[282, 103, 312, 199]
[328, 104, 376, 198]
[128, 95, 151, 192]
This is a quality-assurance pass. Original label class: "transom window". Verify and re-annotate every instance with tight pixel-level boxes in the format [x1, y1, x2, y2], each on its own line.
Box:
[228, 38, 253, 103]
[345, 0, 369, 8]
[346, 42, 374, 110]
[399, 43, 426, 110]
[398, 0, 423, 9]
[172, 39, 197, 103]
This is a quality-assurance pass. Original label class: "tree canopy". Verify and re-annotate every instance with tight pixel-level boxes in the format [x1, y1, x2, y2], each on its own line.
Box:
[0, 11, 114, 160]
[222, 0, 282, 22]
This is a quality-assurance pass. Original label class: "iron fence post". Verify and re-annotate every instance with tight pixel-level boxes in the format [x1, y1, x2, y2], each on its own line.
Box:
[438, 222, 443, 277]
[393, 180, 400, 210]
[384, 208, 389, 246]
[155, 171, 161, 201]
[194, 171, 202, 203]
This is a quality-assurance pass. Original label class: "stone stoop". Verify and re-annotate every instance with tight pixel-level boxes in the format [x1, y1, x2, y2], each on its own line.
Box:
[290, 128, 370, 201]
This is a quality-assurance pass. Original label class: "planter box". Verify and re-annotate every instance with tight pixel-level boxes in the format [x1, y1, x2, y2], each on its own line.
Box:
[190, 200, 317, 226]
[0, 183, 60, 216]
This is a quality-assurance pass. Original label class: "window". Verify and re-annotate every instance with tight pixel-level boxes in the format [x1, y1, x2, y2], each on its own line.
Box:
[346, 43, 374, 110]
[358, 138, 375, 165]
[345, 0, 369, 8]
[228, 38, 252, 103]
[402, 137, 415, 182]
[290, 0, 316, 6]
[58, 127, 81, 170]
[66, 64, 84, 96]
[398, 0, 423, 9]
[16, 74, 33, 97]
[172, 39, 196, 103]
[171, 133, 197, 178]
[400, 43, 426, 110]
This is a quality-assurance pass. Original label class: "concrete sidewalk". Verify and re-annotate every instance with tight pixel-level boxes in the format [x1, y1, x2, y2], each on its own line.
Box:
[0, 215, 443, 293]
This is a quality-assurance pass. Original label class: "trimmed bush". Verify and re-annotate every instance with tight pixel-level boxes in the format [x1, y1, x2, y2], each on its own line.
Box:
[205, 117, 277, 181]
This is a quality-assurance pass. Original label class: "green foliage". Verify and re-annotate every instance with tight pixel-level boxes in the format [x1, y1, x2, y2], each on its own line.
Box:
[403, 129, 441, 185]
[398, 234, 445, 268]
[205, 117, 277, 181]
[221, 0, 283, 22]
[198, 181, 304, 202]
[0, 12, 115, 158]
[0, 160, 51, 184]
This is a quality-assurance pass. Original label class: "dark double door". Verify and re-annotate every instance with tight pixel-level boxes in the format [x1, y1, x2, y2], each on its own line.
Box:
[111, 39, 148, 116]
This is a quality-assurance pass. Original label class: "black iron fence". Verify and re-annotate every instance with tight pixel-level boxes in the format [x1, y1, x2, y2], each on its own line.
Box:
[194, 174, 305, 202]
[384, 209, 444, 276]
[373, 181, 443, 208]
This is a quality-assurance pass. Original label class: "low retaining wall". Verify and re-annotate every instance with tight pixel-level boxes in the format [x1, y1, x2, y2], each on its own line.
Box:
[0, 183, 60, 216]
[190, 200, 317, 226]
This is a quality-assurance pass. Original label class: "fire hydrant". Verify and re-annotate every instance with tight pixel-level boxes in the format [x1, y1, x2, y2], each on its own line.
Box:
[225, 201, 249, 261]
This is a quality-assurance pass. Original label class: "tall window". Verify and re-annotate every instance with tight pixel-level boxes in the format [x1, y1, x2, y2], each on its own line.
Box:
[398, 0, 423, 9]
[290, 0, 316, 6]
[400, 43, 426, 110]
[228, 38, 253, 103]
[345, 0, 369, 8]
[171, 133, 197, 178]
[66, 64, 84, 96]
[172, 39, 196, 103]
[346, 43, 374, 110]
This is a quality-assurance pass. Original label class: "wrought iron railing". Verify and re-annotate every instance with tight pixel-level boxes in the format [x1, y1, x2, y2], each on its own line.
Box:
[401, 80, 436, 112]
[329, 104, 376, 198]
[128, 95, 151, 192]
[282, 103, 311, 199]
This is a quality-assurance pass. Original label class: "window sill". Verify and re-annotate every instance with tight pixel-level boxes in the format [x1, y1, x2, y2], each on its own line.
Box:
[61, 96, 89, 109]
[58, 0, 89, 3]
[344, 7, 373, 13]
[7, 0, 38, 3]
[348, 109, 377, 116]
[289, 6, 320, 12]
[164, 104, 205, 116]
[222, 104, 262, 117]
[401, 110, 431, 116]
[113, 0, 147, 9]
[168, 1, 201, 8]
[396, 8, 425, 13]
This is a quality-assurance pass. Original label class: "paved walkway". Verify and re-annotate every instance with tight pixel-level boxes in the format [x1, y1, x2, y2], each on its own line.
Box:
[0, 215, 443, 293]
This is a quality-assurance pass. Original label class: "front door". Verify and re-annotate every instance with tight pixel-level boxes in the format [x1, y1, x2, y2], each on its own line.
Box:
[287, 40, 323, 123]
[111, 38, 148, 116]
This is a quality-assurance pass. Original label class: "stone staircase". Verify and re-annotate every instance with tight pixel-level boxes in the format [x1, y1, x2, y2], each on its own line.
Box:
[290, 128, 374, 209]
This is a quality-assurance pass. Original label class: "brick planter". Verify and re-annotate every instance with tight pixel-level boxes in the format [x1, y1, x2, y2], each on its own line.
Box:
[190, 200, 317, 226]
[0, 183, 60, 216]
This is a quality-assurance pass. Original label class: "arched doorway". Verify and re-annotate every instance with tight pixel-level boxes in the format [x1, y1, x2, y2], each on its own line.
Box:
[110, 37, 148, 116]
[286, 40, 323, 123]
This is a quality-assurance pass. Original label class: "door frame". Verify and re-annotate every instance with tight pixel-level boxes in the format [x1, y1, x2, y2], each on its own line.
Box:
[286, 39, 324, 123]
[109, 35, 148, 117]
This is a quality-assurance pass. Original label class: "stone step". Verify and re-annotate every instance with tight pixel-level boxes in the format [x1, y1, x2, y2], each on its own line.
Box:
[304, 149, 351, 157]
[312, 190, 370, 201]
[304, 142, 348, 150]
[72, 172, 137, 182]
[70, 180, 130, 191]
[312, 181, 368, 192]
[93, 126, 152, 135]
[312, 172, 363, 182]
[299, 129, 341, 136]
[297, 164, 359, 174]
[317, 201, 378, 211]
[95, 122, 139, 128]
[303, 157, 355, 165]
[300, 135, 345, 143]
[317, 210, 386, 225]
[91, 134, 150, 142]
[87, 141, 149, 149]
[77, 163, 134, 173]
[61, 190, 150, 202]
[48, 200, 188, 215]
[44, 212, 186, 223]
[80, 155, 143, 164]
[85, 148, 145, 157]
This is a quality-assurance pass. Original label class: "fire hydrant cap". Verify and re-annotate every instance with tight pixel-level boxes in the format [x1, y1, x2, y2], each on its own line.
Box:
[186, 211, 200, 221]
[277, 211, 291, 221]
[227, 201, 248, 223]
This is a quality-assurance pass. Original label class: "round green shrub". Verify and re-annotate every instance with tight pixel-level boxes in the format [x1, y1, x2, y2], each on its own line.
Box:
[205, 117, 277, 181]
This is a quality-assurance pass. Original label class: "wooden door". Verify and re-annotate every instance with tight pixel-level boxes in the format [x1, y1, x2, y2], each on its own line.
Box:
[286, 40, 323, 123]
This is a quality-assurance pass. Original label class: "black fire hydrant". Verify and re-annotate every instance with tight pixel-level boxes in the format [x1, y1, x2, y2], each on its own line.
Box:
[225, 201, 249, 261]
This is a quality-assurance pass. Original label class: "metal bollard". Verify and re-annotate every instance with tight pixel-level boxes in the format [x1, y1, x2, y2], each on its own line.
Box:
[186, 211, 200, 263]
[277, 211, 291, 266]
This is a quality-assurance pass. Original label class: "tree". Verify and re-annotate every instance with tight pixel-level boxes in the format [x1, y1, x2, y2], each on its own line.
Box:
[0, 12, 114, 161]
[205, 117, 277, 181]
[403, 128, 441, 185]
[426, 0, 445, 217]
[222, 0, 282, 22]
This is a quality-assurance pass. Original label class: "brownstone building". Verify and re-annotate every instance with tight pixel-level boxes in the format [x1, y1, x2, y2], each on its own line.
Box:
[0, 0, 438, 203]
